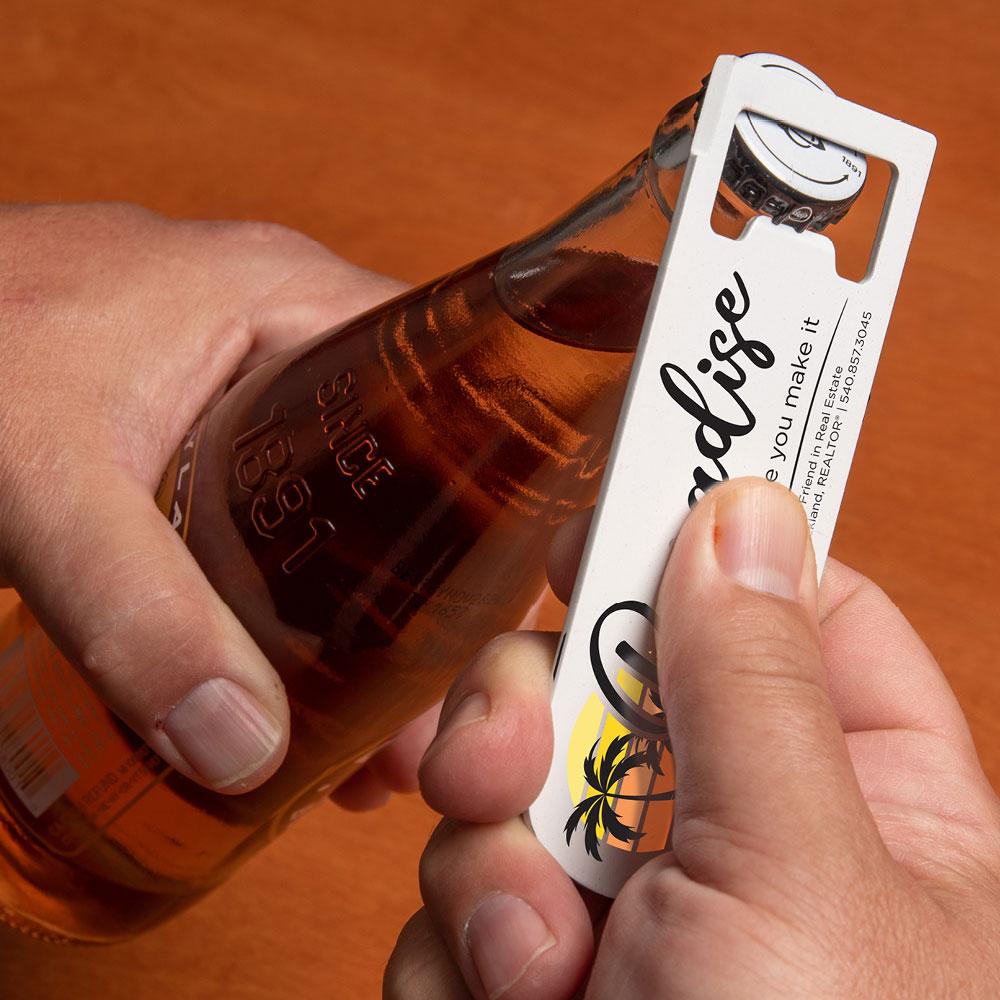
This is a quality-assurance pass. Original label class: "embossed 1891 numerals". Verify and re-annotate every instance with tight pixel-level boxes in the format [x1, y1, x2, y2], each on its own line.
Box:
[232, 403, 335, 574]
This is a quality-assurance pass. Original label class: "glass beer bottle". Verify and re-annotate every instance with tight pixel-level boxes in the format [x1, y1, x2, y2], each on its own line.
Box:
[0, 53, 863, 942]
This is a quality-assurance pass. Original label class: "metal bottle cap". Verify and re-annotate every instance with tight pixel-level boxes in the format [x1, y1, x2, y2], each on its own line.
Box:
[723, 53, 868, 231]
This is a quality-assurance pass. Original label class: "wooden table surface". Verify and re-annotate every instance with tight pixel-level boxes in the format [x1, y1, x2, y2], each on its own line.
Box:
[1, 1, 998, 997]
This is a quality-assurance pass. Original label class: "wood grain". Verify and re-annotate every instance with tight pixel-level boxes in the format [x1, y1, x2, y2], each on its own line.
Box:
[1, 0, 998, 996]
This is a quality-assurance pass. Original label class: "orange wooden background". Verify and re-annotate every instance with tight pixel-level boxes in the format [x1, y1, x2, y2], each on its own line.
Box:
[1, 1, 999, 997]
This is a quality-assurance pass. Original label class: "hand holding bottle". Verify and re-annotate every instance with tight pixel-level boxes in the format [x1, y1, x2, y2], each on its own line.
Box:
[0, 202, 436, 803]
[0, 55, 916, 941]
[386, 478, 1000, 999]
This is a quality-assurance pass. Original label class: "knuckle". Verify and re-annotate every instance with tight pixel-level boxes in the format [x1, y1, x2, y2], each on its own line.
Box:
[668, 596, 819, 680]
[672, 808, 881, 940]
[79, 578, 216, 688]
[722, 600, 819, 659]
[471, 630, 553, 686]
[623, 858, 756, 945]
[476, 630, 524, 662]
[51, 202, 162, 252]
[621, 858, 689, 924]
[669, 812, 787, 887]
[624, 852, 829, 985]
[220, 220, 357, 290]
[669, 614, 829, 726]
[595, 867, 690, 990]
[708, 607, 823, 690]
[226, 219, 317, 255]
[449, 631, 523, 694]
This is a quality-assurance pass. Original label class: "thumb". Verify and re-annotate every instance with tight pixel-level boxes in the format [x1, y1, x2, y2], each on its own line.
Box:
[656, 477, 883, 893]
[10, 466, 288, 793]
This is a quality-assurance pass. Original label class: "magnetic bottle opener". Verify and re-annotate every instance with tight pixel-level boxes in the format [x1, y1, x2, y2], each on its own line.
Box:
[526, 54, 936, 897]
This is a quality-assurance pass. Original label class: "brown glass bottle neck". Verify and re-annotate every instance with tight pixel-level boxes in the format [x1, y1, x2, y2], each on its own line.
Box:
[491, 90, 757, 355]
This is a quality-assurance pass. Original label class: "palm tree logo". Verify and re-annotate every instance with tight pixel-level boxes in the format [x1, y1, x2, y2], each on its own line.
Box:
[564, 734, 675, 861]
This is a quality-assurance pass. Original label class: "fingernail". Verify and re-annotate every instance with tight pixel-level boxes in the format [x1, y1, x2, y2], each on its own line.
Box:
[423, 691, 489, 763]
[466, 893, 555, 999]
[164, 678, 283, 788]
[714, 482, 807, 600]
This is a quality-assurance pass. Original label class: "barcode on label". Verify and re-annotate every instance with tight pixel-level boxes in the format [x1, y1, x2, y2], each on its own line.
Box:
[0, 636, 78, 817]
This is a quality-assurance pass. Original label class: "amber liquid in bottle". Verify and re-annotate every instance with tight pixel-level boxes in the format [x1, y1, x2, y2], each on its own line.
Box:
[0, 90, 754, 942]
[0, 248, 661, 941]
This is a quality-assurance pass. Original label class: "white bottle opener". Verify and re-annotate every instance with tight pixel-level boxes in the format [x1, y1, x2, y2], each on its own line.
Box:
[526, 53, 936, 898]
